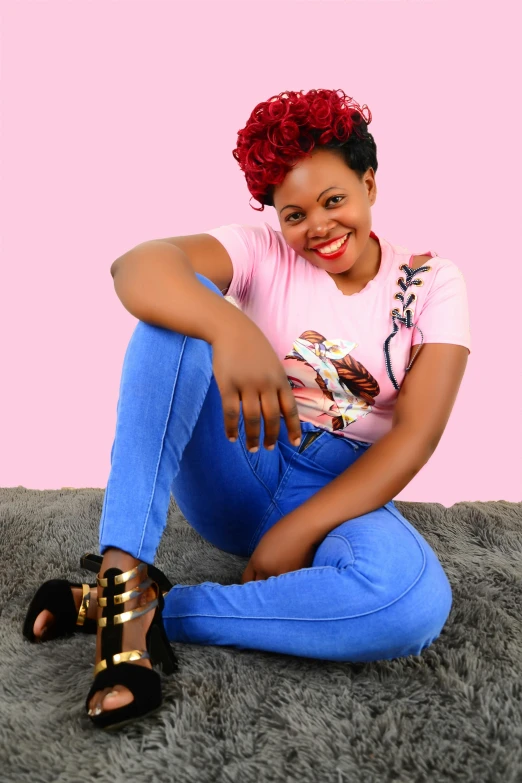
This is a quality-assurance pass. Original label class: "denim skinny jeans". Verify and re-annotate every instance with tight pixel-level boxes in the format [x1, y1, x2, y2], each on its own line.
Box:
[98, 274, 453, 663]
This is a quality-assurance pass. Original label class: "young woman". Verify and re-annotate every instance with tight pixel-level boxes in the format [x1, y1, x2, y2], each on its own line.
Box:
[23, 88, 470, 731]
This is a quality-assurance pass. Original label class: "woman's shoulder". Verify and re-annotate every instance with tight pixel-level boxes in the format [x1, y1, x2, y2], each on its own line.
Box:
[388, 238, 464, 279]
[411, 254, 432, 267]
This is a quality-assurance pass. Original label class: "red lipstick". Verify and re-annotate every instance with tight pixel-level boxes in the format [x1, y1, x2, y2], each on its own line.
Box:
[311, 233, 351, 261]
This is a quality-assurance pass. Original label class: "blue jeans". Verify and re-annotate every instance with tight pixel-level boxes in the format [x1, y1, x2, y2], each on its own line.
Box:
[99, 274, 453, 663]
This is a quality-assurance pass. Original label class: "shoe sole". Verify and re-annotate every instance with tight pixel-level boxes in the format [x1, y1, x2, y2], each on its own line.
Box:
[97, 704, 163, 732]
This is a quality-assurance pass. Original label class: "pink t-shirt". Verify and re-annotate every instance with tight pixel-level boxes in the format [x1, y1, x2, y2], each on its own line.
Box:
[204, 222, 471, 445]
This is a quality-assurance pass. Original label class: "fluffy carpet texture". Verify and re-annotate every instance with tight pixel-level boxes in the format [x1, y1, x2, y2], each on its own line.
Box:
[0, 487, 521, 783]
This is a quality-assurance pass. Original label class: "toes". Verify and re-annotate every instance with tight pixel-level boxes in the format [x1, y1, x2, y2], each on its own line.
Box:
[33, 609, 53, 638]
[102, 686, 134, 711]
[33, 589, 84, 638]
[89, 688, 111, 715]
[88, 686, 133, 715]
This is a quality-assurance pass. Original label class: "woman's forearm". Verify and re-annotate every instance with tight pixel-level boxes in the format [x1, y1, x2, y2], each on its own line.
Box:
[281, 424, 433, 544]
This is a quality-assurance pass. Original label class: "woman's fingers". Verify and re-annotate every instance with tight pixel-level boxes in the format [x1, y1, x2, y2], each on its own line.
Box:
[240, 388, 262, 451]
[279, 386, 303, 447]
[221, 382, 302, 451]
[260, 389, 285, 449]
[221, 388, 241, 442]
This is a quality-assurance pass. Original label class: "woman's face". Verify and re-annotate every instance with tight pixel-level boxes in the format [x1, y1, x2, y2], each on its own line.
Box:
[272, 148, 377, 276]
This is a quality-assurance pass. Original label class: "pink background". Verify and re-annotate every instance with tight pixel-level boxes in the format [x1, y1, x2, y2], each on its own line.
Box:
[1, 0, 521, 503]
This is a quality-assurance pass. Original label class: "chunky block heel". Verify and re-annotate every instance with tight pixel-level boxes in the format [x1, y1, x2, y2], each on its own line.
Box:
[148, 618, 178, 675]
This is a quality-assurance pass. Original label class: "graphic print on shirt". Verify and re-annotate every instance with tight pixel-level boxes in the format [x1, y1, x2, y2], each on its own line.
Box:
[283, 330, 380, 433]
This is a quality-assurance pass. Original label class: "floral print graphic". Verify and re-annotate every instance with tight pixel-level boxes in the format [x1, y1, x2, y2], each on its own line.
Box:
[283, 330, 380, 433]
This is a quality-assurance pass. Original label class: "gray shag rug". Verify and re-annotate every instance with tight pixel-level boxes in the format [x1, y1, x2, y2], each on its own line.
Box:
[0, 487, 521, 783]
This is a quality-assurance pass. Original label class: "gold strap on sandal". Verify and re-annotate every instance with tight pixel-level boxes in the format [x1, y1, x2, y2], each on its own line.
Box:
[97, 577, 153, 607]
[94, 650, 151, 677]
[76, 583, 91, 627]
[96, 562, 159, 627]
[97, 594, 159, 627]
[96, 562, 147, 588]
[93, 562, 159, 677]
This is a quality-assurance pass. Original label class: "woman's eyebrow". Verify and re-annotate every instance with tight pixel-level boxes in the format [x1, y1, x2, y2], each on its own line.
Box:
[279, 186, 345, 215]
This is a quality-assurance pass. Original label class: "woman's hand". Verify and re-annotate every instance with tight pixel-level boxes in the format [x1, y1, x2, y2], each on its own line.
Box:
[210, 311, 303, 452]
[240, 517, 319, 583]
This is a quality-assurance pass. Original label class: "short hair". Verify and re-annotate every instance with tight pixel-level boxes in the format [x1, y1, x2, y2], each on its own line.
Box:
[232, 89, 378, 211]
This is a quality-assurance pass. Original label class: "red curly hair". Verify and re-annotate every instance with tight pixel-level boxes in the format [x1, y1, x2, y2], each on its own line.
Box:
[232, 89, 376, 212]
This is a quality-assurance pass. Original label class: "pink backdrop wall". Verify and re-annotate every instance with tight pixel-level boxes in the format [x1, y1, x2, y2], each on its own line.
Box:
[1, 0, 521, 504]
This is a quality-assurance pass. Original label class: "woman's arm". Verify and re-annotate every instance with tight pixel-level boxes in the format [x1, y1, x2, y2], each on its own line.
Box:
[280, 343, 469, 544]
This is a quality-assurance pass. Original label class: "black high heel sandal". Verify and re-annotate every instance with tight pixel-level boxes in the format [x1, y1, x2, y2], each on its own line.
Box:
[85, 562, 178, 731]
[23, 580, 98, 642]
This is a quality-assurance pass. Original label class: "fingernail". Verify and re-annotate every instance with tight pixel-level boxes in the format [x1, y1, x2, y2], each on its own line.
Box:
[249, 446, 259, 453]
[266, 444, 275, 451]
[228, 437, 237, 443]
[94, 706, 102, 716]
[87, 708, 93, 716]
[293, 438, 301, 447]
[106, 691, 118, 698]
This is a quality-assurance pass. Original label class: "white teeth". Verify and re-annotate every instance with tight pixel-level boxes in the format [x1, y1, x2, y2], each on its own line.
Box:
[316, 233, 350, 254]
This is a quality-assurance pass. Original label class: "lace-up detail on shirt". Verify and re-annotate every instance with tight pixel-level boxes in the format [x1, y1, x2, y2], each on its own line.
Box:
[384, 261, 432, 390]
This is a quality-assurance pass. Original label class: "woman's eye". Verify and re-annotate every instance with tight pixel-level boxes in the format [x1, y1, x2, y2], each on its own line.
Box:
[286, 195, 344, 223]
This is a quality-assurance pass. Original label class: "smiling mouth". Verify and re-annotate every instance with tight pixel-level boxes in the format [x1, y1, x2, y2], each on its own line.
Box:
[309, 233, 352, 261]
[309, 233, 351, 254]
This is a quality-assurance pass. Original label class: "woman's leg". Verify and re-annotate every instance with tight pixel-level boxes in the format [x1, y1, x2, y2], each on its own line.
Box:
[98, 284, 297, 563]
[163, 432, 453, 663]
[90, 273, 304, 714]
[163, 501, 452, 662]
